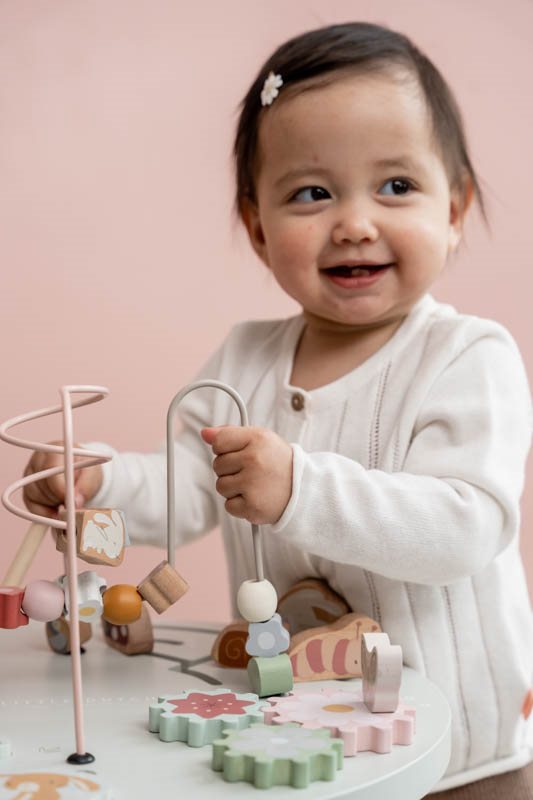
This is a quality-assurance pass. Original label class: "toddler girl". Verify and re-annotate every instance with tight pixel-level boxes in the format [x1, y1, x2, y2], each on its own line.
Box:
[24, 22, 532, 796]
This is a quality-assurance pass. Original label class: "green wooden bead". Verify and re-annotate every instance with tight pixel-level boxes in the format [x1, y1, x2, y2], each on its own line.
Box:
[247, 653, 293, 697]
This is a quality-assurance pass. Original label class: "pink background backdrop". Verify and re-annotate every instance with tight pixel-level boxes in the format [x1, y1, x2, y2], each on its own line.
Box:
[1, 0, 531, 623]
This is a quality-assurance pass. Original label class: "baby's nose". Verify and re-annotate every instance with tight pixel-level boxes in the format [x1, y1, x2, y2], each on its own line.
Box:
[331, 203, 379, 245]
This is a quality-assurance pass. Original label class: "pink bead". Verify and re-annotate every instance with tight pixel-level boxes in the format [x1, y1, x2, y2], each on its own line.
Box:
[22, 580, 65, 622]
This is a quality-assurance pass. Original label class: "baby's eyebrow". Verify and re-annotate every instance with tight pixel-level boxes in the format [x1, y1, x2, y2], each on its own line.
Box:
[274, 166, 330, 189]
[373, 156, 422, 172]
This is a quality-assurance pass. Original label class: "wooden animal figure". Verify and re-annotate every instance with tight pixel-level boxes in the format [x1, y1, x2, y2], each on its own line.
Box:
[288, 612, 381, 682]
[361, 632, 402, 713]
[277, 579, 350, 636]
[211, 620, 251, 668]
[45, 616, 92, 655]
[55, 509, 127, 567]
[0, 771, 101, 799]
[102, 603, 154, 655]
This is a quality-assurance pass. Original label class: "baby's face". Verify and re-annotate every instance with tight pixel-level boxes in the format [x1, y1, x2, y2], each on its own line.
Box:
[244, 71, 468, 331]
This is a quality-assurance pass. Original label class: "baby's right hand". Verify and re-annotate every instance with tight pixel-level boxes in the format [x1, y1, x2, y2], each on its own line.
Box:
[22, 441, 104, 519]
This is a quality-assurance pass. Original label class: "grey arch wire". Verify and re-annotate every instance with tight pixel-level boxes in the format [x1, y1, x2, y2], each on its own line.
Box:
[166, 379, 265, 582]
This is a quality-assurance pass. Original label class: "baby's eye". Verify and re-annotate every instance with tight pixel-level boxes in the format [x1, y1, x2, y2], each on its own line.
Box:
[291, 186, 331, 203]
[378, 178, 415, 196]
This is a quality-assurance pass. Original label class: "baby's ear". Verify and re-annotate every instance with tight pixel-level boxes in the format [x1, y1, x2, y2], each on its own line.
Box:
[448, 177, 474, 252]
[241, 198, 269, 266]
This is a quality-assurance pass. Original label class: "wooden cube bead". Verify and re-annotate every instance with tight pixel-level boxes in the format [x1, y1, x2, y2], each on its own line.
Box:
[102, 584, 143, 625]
[0, 587, 28, 629]
[102, 603, 154, 655]
[137, 561, 188, 613]
[56, 508, 128, 567]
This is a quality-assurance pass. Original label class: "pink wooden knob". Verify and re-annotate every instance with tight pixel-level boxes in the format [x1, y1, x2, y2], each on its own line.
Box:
[22, 580, 65, 622]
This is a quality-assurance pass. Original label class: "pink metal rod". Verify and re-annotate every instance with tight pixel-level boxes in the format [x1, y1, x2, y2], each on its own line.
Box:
[62, 387, 86, 758]
[0, 385, 111, 763]
[0, 388, 109, 528]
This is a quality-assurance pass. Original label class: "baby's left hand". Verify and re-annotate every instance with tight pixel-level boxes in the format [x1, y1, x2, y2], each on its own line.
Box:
[201, 426, 293, 525]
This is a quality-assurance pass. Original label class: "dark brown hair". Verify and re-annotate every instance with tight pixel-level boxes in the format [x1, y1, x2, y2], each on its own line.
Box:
[234, 22, 485, 220]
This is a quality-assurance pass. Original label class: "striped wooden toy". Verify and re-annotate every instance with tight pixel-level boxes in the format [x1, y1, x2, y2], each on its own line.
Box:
[288, 612, 380, 682]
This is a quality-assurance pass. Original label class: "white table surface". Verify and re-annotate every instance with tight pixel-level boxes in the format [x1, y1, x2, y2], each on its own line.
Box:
[0, 620, 451, 799]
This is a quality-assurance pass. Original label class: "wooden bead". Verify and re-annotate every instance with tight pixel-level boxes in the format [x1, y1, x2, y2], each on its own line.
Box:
[247, 654, 293, 697]
[102, 584, 143, 625]
[22, 580, 65, 622]
[45, 616, 92, 654]
[246, 613, 290, 657]
[236, 579, 278, 623]
[0, 587, 28, 629]
[56, 508, 128, 567]
[102, 603, 154, 655]
[60, 571, 107, 623]
[137, 561, 188, 613]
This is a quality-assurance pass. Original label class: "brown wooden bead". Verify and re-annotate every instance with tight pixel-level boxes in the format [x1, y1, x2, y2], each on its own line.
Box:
[102, 584, 142, 625]
[137, 561, 188, 613]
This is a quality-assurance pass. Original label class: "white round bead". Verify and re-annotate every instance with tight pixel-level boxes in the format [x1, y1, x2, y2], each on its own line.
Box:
[236, 579, 278, 623]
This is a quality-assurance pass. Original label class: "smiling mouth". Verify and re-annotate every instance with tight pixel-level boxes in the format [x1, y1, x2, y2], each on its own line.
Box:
[321, 264, 394, 277]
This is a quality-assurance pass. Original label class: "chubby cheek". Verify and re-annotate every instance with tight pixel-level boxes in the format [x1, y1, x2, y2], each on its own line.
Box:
[392, 220, 449, 284]
[267, 219, 319, 272]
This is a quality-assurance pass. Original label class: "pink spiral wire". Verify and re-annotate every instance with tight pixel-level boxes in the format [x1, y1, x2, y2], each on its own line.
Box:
[0, 385, 111, 761]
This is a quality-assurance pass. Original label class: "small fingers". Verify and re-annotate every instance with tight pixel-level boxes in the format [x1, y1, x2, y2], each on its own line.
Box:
[22, 494, 60, 520]
[23, 474, 63, 510]
[212, 452, 243, 477]
[202, 426, 251, 456]
[215, 474, 242, 499]
[224, 495, 248, 519]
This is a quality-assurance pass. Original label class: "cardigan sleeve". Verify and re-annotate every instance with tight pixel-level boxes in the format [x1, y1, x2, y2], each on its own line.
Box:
[271, 330, 532, 585]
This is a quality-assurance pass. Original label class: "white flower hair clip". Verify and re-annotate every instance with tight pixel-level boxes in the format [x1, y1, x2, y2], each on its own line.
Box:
[261, 72, 283, 106]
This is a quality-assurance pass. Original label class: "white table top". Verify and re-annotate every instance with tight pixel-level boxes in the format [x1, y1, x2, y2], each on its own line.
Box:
[0, 621, 451, 799]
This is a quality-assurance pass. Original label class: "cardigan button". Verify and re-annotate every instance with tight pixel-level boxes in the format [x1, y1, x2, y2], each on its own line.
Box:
[291, 392, 305, 411]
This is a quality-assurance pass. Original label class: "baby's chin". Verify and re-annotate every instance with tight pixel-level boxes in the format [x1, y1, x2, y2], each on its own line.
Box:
[302, 307, 408, 337]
